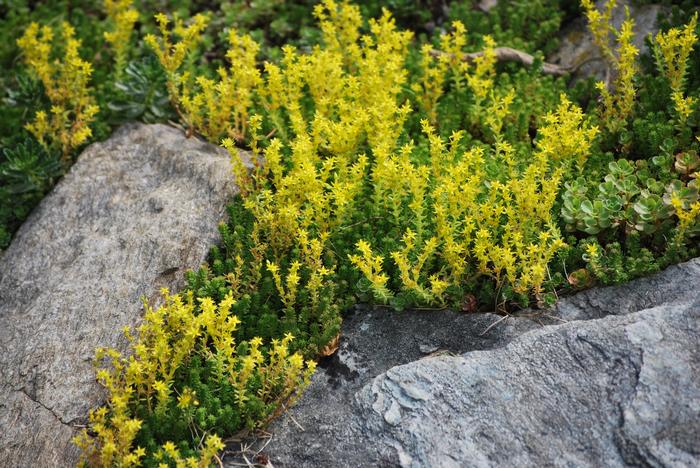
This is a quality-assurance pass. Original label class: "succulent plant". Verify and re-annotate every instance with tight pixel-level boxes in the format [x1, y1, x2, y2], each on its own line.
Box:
[674, 150, 700, 177]
[107, 56, 175, 124]
[0, 136, 62, 248]
[632, 191, 674, 233]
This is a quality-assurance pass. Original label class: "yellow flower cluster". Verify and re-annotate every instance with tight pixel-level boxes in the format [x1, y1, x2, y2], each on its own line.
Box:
[536, 94, 599, 169]
[144, 13, 209, 130]
[654, 13, 698, 93]
[653, 13, 698, 122]
[483, 87, 514, 140]
[154, 435, 224, 468]
[313, 0, 363, 63]
[411, 21, 502, 133]
[413, 43, 448, 125]
[354, 92, 597, 306]
[583, 242, 605, 280]
[287, 2, 410, 150]
[670, 195, 700, 251]
[17, 22, 99, 162]
[267, 260, 302, 311]
[582, 0, 638, 133]
[73, 289, 315, 467]
[348, 240, 393, 302]
[410, 21, 469, 124]
[467, 35, 498, 105]
[441, 21, 470, 87]
[220, 1, 409, 281]
[180, 29, 262, 142]
[390, 230, 446, 304]
[103, 0, 139, 78]
[145, 13, 209, 77]
[581, 0, 617, 63]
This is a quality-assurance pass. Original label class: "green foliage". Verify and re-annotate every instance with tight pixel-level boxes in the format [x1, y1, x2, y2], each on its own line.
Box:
[448, 0, 578, 55]
[0, 137, 62, 248]
[107, 56, 176, 124]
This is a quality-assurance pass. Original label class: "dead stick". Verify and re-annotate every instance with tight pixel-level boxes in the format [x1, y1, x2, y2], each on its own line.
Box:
[479, 314, 509, 336]
[430, 47, 569, 76]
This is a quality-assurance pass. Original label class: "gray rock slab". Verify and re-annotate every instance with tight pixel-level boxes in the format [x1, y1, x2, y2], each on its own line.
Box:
[556, 258, 700, 321]
[358, 300, 700, 467]
[0, 123, 243, 466]
[243, 258, 699, 467]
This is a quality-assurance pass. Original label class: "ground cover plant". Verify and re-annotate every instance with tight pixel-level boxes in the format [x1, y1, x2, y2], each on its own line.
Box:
[0, 0, 579, 248]
[3, 0, 699, 466]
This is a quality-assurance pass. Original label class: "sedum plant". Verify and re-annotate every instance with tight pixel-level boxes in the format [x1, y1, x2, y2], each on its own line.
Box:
[184, 1, 613, 315]
[144, 12, 209, 134]
[180, 29, 262, 143]
[582, 0, 639, 134]
[103, 0, 139, 79]
[17, 22, 100, 165]
[352, 95, 595, 309]
[73, 289, 315, 467]
[208, 2, 586, 313]
[653, 12, 698, 124]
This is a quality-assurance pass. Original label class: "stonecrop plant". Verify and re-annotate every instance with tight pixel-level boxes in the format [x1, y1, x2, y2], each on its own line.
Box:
[351, 94, 595, 309]
[16, 21, 99, 165]
[144, 12, 209, 135]
[653, 12, 698, 124]
[73, 289, 315, 467]
[104, 0, 139, 79]
[582, 0, 639, 134]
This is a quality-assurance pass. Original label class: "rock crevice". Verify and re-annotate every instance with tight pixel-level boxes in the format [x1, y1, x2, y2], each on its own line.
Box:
[15, 389, 72, 427]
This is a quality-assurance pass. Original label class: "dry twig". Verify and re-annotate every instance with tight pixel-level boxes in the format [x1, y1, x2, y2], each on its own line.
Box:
[430, 47, 569, 76]
[479, 314, 509, 336]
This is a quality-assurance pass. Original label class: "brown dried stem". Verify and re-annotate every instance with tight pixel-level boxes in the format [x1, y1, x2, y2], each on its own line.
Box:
[430, 47, 569, 76]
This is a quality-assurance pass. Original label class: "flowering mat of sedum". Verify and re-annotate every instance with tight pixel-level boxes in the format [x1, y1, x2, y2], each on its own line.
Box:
[1, 0, 699, 465]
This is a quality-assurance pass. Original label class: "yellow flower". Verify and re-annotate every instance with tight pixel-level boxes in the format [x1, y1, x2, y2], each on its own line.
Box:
[585, 243, 599, 258]
[162, 441, 179, 459]
[176, 387, 198, 409]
